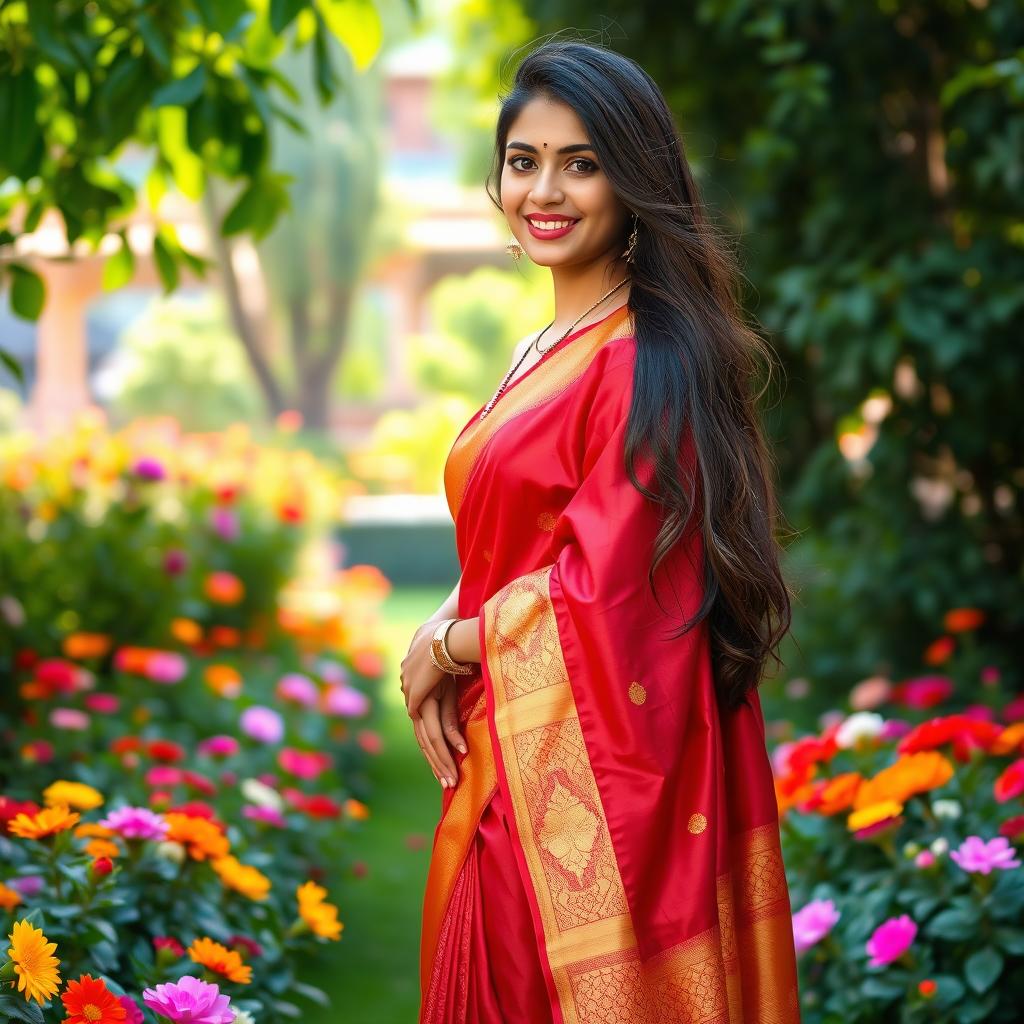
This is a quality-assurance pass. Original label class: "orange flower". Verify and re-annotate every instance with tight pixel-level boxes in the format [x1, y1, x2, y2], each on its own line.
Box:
[0, 882, 23, 910]
[84, 838, 121, 860]
[853, 752, 954, 810]
[814, 772, 863, 816]
[204, 664, 242, 699]
[211, 855, 271, 901]
[170, 618, 203, 645]
[209, 626, 241, 648]
[8, 804, 81, 840]
[942, 608, 985, 633]
[774, 763, 818, 817]
[164, 812, 230, 861]
[60, 973, 126, 1023]
[344, 798, 370, 821]
[296, 880, 343, 940]
[62, 633, 112, 660]
[992, 723, 1024, 756]
[204, 572, 245, 605]
[923, 635, 955, 666]
[847, 800, 904, 832]
[187, 937, 252, 984]
[74, 823, 116, 840]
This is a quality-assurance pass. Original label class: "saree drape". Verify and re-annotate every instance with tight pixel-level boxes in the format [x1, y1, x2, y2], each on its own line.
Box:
[419, 303, 801, 1023]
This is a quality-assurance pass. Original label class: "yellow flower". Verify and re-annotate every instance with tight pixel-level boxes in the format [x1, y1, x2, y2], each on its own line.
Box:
[296, 880, 343, 941]
[0, 883, 23, 911]
[847, 800, 904, 832]
[187, 937, 252, 984]
[42, 781, 104, 811]
[8, 805, 81, 840]
[6, 919, 61, 1004]
[211, 856, 271, 901]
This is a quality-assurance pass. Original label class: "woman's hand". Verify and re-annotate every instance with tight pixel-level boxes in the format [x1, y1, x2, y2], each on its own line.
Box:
[401, 621, 468, 788]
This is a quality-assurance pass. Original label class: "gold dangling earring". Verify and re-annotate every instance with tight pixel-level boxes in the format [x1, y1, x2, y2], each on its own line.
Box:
[623, 215, 639, 264]
[505, 236, 524, 263]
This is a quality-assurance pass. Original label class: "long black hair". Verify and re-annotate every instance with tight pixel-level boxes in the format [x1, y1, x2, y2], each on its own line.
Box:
[485, 39, 794, 712]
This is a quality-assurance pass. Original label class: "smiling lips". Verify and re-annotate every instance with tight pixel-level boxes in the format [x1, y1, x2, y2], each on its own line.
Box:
[525, 215, 580, 240]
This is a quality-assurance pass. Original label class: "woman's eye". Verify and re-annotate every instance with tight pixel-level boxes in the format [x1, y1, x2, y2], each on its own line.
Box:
[506, 156, 597, 174]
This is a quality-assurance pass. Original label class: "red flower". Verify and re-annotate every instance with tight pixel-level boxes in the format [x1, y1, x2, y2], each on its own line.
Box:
[918, 979, 937, 999]
[923, 636, 956, 666]
[109, 736, 144, 755]
[169, 801, 218, 821]
[943, 608, 985, 633]
[994, 760, 1024, 803]
[91, 856, 114, 879]
[227, 933, 263, 959]
[35, 658, 79, 695]
[147, 739, 186, 763]
[153, 936, 184, 957]
[181, 770, 217, 796]
[0, 797, 41, 834]
[61, 973, 127, 1023]
[998, 815, 1024, 841]
[898, 715, 1002, 762]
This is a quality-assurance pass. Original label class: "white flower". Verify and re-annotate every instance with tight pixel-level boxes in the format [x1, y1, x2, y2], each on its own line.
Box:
[240, 777, 284, 811]
[932, 799, 962, 820]
[930, 836, 949, 856]
[0, 595, 25, 627]
[231, 1011, 256, 1024]
[154, 840, 186, 865]
[835, 712, 885, 750]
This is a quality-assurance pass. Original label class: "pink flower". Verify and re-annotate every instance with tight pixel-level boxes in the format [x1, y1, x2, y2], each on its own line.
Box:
[243, 805, 286, 828]
[950, 835, 1022, 875]
[240, 705, 284, 744]
[163, 549, 188, 576]
[915, 850, 936, 869]
[792, 898, 840, 953]
[118, 994, 145, 1024]
[208, 506, 240, 542]
[866, 914, 917, 967]
[277, 747, 332, 780]
[276, 673, 319, 708]
[100, 806, 169, 841]
[323, 684, 370, 718]
[149, 652, 187, 684]
[316, 658, 349, 685]
[142, 976, 234, 1024]
[133, 457, 166, 482]
[894, 675, 953, 710]
[357, 729, 383, 755]
[963, 704, 995, 722]
[878, 718, 912, 741]
[49, 707, 90, 731]
[145, 766, 184, 788]
[849, 676, 892, 711]
[197, 735, 240, 758]
[980, 665, 1001, 687]
[8, 875, 44, 897]
[84, 692, 120, 714]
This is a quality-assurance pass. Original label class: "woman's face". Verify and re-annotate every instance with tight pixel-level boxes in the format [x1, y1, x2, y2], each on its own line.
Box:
[500, 96, 631, 270]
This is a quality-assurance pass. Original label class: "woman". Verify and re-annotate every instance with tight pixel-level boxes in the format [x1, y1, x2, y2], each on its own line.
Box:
[401, 39, 802, 1023]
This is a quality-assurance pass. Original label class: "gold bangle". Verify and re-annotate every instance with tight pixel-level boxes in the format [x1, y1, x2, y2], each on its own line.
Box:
[430, 618, 474, 675]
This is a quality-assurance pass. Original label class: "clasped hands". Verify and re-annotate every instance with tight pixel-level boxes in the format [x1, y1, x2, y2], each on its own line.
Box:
[400, 617, 480, 790]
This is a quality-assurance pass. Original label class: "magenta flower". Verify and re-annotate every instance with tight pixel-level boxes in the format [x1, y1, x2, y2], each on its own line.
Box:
[198, 735, 241, 758]
[117, 994, 145, 1024]
[144, 766, 184, 788]
[277, 746, 332, 780]
[133, 456, 166, 482]
[240, 705, 284, 744]
[148, 652, 188, 684]
[142, 976, 234, 1024]
[243, 805, 286, 828]
[324, 684, 370, 718]
[8, 875, 44, 897]
[49, 707, 90, 731]
[914, 850, 936, 869]
[100, 806, 169, 841]
[792, 898, 840, 953]
[950, 835, 1022, 875]
[84, 692, 120, 714]
[866, 914, 917, 967]
[163, 548, 188, 576]
[276, 673, 319, 708]
[209, 506, 240, 542]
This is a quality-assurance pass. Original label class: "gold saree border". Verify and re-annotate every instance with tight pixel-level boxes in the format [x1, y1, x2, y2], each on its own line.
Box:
[419, 688, 497, 1005]
[481, 568, 801, 1023]
[443, 304, 634, 524]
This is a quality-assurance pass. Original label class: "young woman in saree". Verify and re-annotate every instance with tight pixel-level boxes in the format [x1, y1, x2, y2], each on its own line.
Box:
[400, 39, 802, 1023]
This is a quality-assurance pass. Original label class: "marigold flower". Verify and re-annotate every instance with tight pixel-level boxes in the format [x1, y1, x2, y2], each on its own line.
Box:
[211, 855, 271, 901]
[61, 972, 126, 1023]
[8, 804, 81, 840]
[164, 812, 230, 861]
[0, 882, 23, 910]
[187, 937, 252, 984]
[296, 880, 343, 940]
[853, 752, 954, 810]
[6, 919, 61, 1004]
[42, 780, 104, 811]
[85, 838, 121, 860]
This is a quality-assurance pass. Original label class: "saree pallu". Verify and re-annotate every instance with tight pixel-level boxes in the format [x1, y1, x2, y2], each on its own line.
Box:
[420, 303, 801, 1023]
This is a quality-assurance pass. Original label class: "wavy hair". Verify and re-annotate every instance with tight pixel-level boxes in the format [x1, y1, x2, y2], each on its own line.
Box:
[485, 39, 795, 712]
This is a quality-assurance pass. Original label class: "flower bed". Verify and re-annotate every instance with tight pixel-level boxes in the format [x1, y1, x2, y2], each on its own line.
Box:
[775, 611, 1024, 1022]
[0, 413, 390, 1023]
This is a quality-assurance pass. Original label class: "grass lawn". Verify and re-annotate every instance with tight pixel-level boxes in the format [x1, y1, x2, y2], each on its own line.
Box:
[300, 584, 450, 1023]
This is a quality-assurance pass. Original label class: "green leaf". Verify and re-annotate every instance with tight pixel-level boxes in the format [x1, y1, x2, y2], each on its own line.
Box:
[925, 907, 979, 939]
[270, 0, 307, 33]
[317, 0, 383, 72]
[137, 12, 171, 67]
[152, 65, 208, 108]
[312, 14, 339, 104]
[9, 263, 45, 320]
[930, 974, 965, 1008]
[102, 233, 135, 290]
[860, 977, 902, 1000]
[152, 233, 179, 292]
[0, 348, 25, 387]
[0, 70, 40, 178]
[993, 926, 1024, 955]
[964, 946, 1003, 994]
[291, 980, 331, 1007]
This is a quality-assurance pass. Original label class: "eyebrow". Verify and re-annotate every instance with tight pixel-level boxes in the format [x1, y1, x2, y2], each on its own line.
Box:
[505, 141, 595, 155]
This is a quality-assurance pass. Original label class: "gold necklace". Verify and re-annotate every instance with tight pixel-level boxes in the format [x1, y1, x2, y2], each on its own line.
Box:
[480, 278, 630, 418]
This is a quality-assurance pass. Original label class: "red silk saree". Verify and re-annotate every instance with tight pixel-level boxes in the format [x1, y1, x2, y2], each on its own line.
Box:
[420, 303, 801, 1023]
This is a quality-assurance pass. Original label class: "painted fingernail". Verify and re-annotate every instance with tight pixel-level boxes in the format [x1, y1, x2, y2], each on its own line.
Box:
[457, 744, 467, 754]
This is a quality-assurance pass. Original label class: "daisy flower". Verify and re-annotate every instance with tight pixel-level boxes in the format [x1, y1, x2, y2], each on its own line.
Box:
[296, 880, 344, 941]
[6, 919, 61, 1004]
[61, 973, 127, 1023]
[8, 804, 81, 840]
[187, 937, 252, 984]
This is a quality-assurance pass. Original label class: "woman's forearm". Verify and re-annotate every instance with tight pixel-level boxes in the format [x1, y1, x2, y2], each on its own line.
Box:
[445, 616, 481, 665]
[428, 576, 461, 624]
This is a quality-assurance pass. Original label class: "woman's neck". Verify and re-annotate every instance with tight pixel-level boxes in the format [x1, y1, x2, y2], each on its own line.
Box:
[548, 257, 631, 336]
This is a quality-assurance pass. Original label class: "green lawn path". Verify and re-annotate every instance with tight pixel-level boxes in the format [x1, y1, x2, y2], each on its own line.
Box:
[300, 584, 449, 1023]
